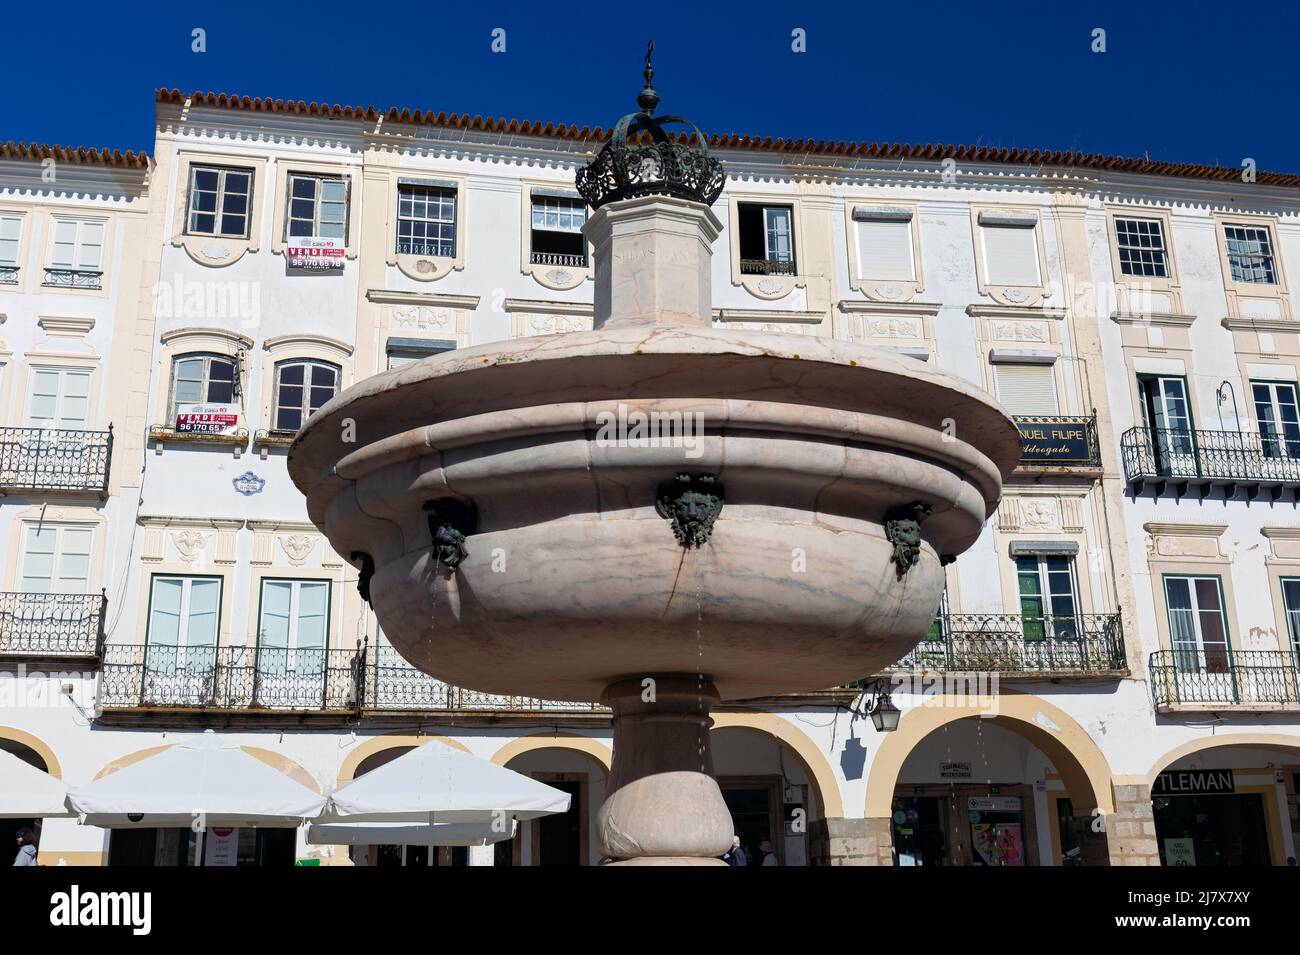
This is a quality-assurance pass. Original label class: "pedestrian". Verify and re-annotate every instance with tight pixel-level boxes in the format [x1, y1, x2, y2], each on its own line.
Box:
[13, 828, 37, 866]
[759, 839, 778, 866]
[732, 836, 748, 868]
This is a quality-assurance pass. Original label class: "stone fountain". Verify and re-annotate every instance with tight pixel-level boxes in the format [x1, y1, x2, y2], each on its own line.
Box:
[288, 52, 1021, 865]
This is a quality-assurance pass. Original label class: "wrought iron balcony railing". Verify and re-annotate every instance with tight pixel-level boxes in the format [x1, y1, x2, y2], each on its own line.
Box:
[99, 644, 361, 713]
[394, 240, 454, 259]
[43, 268, 103, 289]
[888, 613, 1126, 675]
[0, 426, 112, 492]
[0, 265, 17, 284]
[362, 646, 604, 714]
[1014, 415, 1101, 470]
[1121, 426, 1300, 496]
[0, 592, 106, 659]
[1150, 649, 1300, 708]
[529, 251, 587, 268]
[739, 257, 797, 276]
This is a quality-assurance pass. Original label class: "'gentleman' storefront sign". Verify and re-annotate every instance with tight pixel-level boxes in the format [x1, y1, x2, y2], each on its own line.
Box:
[1152, 769, 1234, 795]
[1017, 421, 1093, 464]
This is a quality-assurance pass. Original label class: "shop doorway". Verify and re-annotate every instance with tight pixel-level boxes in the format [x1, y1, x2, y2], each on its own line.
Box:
[533, 778, 583, 867]
[890, 785, 1035, 865]
[108, 827, 295, 866]
[720, 778, 781, 866]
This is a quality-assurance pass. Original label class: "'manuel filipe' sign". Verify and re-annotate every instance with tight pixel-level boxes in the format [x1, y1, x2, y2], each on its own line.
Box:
[1152, 769, 1234, 795]
[1017, 421, 1092, 465]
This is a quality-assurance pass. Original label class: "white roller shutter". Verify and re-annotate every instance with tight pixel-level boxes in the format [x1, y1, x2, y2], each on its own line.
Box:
[856, 219, 913, 281]
[982, 224, 1040, 286]
[994, 364, 1058, 415]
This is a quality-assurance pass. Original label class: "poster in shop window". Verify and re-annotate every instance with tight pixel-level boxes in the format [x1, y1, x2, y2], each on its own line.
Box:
[971, 822, 1025, 866]
[1164, 838, 1196, 866]
[286, 236, 345, 270]
[204, 827, 238, 866]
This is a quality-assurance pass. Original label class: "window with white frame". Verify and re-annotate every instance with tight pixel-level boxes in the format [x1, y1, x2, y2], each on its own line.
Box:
[1223, 224, 1277, 284]
[1114, 217, 1169, 278]
[979, 214, 1040, 287]
[1252, 380, 1300, 460]
[386, 337, 455, 370]
[993, 363, 1058, 416]
[1281, 578, 1300, 656]
[1163, 575, 1230, 672]
[169, 353, 237, 421]
[529, 194, 587, 266]
[272, 360, 338, 432]
[257, 579, 329, 676]
[45, 218, 105, 288]
[28, 366, 92, 430]
[853, 208, 914, 281]
[0, 214, 21, 282]
[20, 523, 93, 594]
[145, 575, 221, 671]
[287, 174, 347, 240]
[737, 203, 796, 275]
[1016, 554, 1079, 640]
[187, 165, 253, 238]
[396, 184, 456, 258]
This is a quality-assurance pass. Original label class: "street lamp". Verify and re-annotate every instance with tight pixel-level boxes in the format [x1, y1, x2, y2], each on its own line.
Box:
[860, 679, 901, 733]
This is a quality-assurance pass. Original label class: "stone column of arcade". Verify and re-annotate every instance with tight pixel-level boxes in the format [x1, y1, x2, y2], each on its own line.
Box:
[287, 47, 1022, 867]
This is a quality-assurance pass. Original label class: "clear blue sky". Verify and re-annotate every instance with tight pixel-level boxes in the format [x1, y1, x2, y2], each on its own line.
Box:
[5, 1, 1298, 171]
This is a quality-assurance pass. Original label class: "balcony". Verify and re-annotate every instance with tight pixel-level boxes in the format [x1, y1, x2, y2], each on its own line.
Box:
[0, 427, 112, 493]
[0, 265, 17, 284]
[99, 645, 362, 714]
[1014, 415, 1101, 473]
[529, 251, 587, 268]
[1121, 426, 1300, 500]
[362, 646, 604, 716]
[1150, 649, 1300, 710]
[42, 268, 102, 289]
[739, 257, 797, 276]
[0, 592, 106, 660]
[887, 613, 1127, 677]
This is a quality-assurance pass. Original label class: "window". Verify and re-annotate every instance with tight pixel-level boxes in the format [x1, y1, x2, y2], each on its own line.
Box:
[0, 214, 21, 282]
[980, 218, 1040, 287]
[187, 165, 253, 238]
[1281, 578, 1300, 655]
[145, 575, 221, 670]
[1114, 217, 1169, 278]
[529, 195, 587, 266]
[1017, 555, 1078, 640]
[1223, 225, 1277, 284]
[1164, 576, 1230, 672]
[287, 174, 347, 240]
[257, 579, 329, 677]
[993, 364, 1058, 416]
[28, 366, 91, 429]
[1138, 375, 1195, 469]
[272, 360, 338, 432]
[854, 211, 913, 282]
[396, 184, 456, 258]
[20, 524, 92, 594]
[737, 203, 796, 275]
[170, 353, 236, 420]
[45, 218, 104, 287]
[386, 337, 455, 370]
[1252, 381, 1300, 460]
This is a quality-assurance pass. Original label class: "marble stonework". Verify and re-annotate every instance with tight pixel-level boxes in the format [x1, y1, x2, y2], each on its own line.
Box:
[289, 194, 1019, 863]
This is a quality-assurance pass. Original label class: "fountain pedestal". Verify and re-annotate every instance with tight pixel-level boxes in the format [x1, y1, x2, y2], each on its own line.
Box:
[596, 677, 733, 865]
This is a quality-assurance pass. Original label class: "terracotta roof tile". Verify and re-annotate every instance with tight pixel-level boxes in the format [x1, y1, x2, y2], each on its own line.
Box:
[157, 89, 1300, 187]
[0, 140, 151, 169]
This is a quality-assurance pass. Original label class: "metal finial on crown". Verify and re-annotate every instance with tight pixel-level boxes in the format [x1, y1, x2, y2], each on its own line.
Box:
[637, 40, 660, 113]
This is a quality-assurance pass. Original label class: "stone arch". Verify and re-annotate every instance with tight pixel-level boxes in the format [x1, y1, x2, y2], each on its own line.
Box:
[0, 725, 61, 778]
[490, 733, 612, 775]
[337, 733, 470, 785]
[1144, 733, 1300, 787]
[865, 690, 1115, 817]
[712, 711, 845, 819]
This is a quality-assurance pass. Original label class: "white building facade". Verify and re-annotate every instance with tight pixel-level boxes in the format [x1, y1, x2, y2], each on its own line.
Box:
[3, 91, 1299, 866]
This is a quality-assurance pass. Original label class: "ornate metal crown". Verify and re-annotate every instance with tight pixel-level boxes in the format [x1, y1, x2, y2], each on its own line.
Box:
[575, 42, 726, 210]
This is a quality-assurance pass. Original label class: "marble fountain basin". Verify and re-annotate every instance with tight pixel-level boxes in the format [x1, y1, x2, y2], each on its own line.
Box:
[287, 324, 1021, 703]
